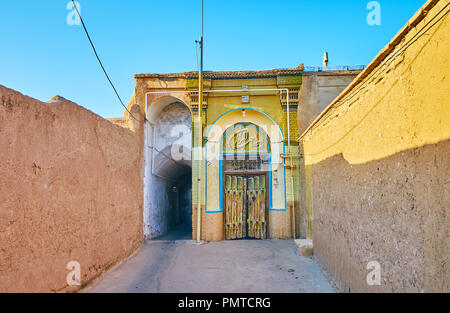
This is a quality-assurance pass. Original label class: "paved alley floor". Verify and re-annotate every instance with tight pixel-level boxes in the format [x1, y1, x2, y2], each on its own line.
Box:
[84, 240, 336, 293]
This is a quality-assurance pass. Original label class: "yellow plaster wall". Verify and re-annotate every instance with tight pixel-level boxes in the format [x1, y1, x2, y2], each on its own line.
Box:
[191, 76, 301, 240]
[302, 1, 449, 165]
[300, 0, 449, 292]
[137, 74, 301, 241]
[206, 77, 285, 129]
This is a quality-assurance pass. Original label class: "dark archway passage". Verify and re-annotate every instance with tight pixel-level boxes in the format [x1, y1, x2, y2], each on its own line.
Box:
[153, 161, 192, 241]
[144, 99, 193, 240]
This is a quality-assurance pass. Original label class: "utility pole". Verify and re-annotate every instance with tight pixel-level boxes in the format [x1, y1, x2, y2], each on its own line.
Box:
[196, 0, 204, 243]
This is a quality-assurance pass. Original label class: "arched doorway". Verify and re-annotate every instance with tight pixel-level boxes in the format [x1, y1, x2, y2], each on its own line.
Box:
[203, 108, 288, 241]
[221, 124, 271, 240]
[144, 97, 192, 240]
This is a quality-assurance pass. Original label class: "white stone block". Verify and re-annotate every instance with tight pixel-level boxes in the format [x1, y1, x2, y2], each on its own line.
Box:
[295, 239, 313, 256]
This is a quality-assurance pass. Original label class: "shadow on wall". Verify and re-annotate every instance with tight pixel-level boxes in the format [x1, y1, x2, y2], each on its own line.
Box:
[308, 140, 449, 293]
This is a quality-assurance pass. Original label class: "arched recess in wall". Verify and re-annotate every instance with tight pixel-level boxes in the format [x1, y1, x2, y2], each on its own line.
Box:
[144, 96, 193, 240]
[205, 108, 287, 216]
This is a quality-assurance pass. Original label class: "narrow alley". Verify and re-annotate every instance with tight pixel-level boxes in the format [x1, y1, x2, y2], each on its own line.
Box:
[1, 0, 448, 296]
[85, 240, 335, 293]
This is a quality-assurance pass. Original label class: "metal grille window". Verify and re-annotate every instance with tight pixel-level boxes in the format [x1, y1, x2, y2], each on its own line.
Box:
[223, 155, 270, 173]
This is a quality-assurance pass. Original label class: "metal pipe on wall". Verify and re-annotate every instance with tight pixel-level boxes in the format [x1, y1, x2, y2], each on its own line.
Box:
[196, 0, 204, 243]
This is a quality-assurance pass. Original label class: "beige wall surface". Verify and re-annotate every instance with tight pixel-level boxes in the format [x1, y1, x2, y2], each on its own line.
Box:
[298, 72, 360, 135]
[0, 86, 144, 292]
[297, 71, 360, 238]
[300, 0, 449, 292]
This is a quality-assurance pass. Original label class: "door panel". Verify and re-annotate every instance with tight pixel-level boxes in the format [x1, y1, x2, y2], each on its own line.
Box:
[225, 174, 267, 240]
[258, 176, 267, 239]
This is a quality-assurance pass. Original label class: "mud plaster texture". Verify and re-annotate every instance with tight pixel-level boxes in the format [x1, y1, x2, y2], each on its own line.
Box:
[297, 72, 359, 238]
[312, 141, 449, 293]
[297, 72, 360, 135]
[300, 0, 449, 292]
[0, 85, 144, 292]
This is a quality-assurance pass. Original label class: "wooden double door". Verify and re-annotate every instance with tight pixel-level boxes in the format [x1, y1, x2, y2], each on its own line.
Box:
[224, 174, 268, 240]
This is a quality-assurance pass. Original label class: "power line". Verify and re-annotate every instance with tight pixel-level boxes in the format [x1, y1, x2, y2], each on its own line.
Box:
[71, 0, 144, 123]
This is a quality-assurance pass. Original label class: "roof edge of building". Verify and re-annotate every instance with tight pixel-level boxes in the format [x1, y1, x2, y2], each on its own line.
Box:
[135, 65, 305, 79]
[298, 0, 441, 142]
[134, 65, 367, 79]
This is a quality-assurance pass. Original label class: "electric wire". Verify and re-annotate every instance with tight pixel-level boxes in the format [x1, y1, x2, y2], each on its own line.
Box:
[71, 0, 145, 123]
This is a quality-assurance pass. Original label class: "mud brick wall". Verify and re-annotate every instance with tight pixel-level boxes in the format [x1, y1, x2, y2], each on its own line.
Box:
[0, 85, 144, 292]
[300, 0, 449, 292]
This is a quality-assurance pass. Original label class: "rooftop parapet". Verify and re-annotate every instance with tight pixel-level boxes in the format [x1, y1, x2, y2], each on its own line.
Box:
[303, 65, 365, 72]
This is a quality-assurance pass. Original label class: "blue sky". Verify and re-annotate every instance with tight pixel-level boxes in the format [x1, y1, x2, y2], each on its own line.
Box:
[0, 0, 425, 117]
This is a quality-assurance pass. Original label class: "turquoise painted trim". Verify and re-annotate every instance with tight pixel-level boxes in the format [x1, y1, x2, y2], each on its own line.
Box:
[205, 107, 287, 213]
[206, 107, 285, 142]
[218, 158, 223, 214]
[206, 210, 222, 214]
[219, 123, 272, 213]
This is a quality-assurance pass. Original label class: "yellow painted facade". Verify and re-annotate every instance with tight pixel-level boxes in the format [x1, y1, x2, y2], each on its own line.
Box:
[135, 67, 303, 241]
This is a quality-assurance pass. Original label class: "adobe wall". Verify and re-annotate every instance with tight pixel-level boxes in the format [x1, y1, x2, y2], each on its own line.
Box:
[300, 0, 449, 292]
[297, 71, 360, 238]
[0, 85, 144, 292]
